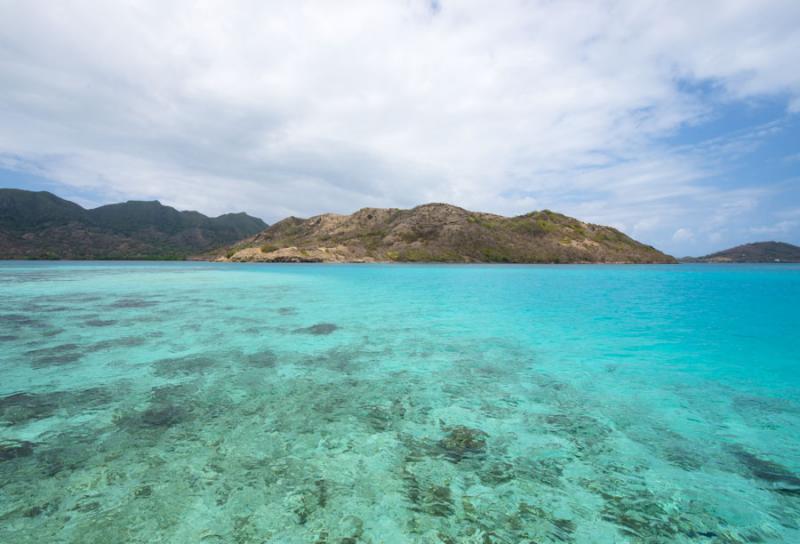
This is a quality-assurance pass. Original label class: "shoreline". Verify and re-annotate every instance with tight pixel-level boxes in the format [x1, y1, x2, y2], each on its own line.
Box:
[8, 258, 799, 265]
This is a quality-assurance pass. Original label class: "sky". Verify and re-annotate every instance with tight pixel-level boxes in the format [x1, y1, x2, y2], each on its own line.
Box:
[1, 1, 799, 256]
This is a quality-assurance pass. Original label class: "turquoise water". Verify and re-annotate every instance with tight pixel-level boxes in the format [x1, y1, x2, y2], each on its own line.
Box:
[1, 262, 799, 543]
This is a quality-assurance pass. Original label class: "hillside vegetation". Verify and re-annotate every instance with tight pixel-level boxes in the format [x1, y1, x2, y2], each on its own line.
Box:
[0, 189, 266, 259]
[221, 203, 675, 264]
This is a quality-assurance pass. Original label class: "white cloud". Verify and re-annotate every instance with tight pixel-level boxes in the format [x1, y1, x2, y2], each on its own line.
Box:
[0, 0, 799, 254]
[672, 228, 694, 242]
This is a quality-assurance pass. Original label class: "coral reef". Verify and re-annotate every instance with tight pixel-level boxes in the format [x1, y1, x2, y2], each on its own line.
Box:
[293, 323, 339, 335]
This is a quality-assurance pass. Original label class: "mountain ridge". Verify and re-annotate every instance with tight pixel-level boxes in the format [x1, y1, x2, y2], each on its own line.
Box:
[0, 188, 267, 259]
[219, 202, 676, 264]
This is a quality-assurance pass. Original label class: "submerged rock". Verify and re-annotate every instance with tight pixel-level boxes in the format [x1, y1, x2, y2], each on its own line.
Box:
[437, 425, 488, 462]
[293, 323, 339, 335]
[134, 485, 153, 498]
[22, 501, 58, 518]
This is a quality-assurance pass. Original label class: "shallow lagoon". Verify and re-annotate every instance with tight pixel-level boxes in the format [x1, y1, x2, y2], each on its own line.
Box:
[1, 262, 799, 543]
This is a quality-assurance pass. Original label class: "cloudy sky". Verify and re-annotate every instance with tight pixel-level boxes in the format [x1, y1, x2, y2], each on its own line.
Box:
[1, 0, 799, 255]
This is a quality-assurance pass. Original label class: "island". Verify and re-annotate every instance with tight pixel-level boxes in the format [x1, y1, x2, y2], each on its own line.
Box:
[218, 203, 676, 264]
[680, 242, 800, 263]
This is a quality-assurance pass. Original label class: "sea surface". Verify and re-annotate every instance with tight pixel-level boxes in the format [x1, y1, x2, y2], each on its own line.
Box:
[1, 262, 799, 543]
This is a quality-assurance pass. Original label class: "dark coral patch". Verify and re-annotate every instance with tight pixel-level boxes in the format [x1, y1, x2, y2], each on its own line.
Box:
[30, 354, 83, 368]
[478, 461, 516, 486]
[152, 356, 216, 377]
[116, 400, 189, 430]
[140, 404, 187, 427]
[401, 466, 455, 518]
[22, 501, 58, 518]
[293, 323, 339, 336]
[437, 425, 488, 462]
[90, 336, 147, 351]
[134, 485, 153, 498]
[0, 440, 35, 462]
[244, 350, 278, 368]
[364, 405, 394, 432]
[0, 392, 59, 424]
[35, 438, 95, 477]
[0, 387, 115, 425]
[27, 343, 80, 356]
[26, 343, 83, 368]
[149, 383, 201, 403]
[543, 413, 611, 456]
[108, 298, 159, 309]
[85, 319, 117, 327]
[0, 314, 44, 328]
[730, 445, 800, 495]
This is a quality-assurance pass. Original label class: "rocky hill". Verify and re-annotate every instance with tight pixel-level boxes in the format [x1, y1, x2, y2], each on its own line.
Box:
[220, 203, 675, 264]
[681, 241, 800, 263]
[0, 188, 267, 259]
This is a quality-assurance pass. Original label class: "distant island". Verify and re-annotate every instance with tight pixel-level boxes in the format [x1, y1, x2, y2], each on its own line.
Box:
[680, 241, 800, 263]
[0, 189, 266, 260]
[219, 203, 676, 264]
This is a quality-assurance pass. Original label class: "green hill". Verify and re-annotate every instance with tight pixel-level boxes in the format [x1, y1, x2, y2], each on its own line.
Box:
[0, 188, 267, 260]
